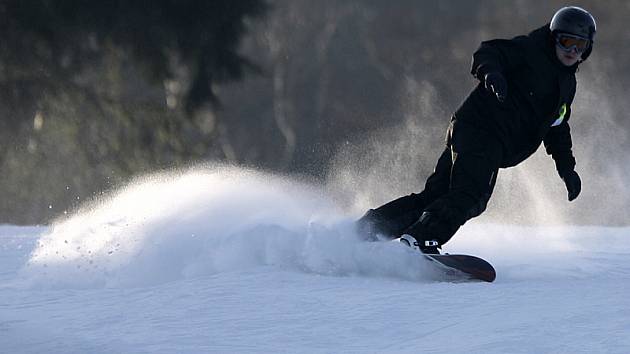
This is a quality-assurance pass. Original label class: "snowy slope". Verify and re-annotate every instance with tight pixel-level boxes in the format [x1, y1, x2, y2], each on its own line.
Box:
[1, 167, 629, 353]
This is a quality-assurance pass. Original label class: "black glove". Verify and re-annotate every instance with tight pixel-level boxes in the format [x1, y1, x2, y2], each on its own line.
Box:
[561, 170, 581, 202]
[484, 72, 508, 102]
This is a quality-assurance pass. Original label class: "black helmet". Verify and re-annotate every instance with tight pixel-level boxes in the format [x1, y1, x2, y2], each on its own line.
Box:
[550, 6, 596, 60]
[550, 6, 596, 41]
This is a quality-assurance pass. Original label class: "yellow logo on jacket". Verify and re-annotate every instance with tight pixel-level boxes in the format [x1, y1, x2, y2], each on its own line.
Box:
[551, 103, 567, 127]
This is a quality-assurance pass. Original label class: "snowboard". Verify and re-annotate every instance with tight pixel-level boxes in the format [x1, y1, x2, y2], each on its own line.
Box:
[424, 253, 496, 282]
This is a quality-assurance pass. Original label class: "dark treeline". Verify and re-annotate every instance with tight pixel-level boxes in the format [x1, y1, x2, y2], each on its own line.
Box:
[0, 0, 267, 223]
[1, 1, 628, 224]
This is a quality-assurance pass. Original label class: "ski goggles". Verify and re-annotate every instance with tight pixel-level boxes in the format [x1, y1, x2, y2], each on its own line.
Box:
[555, 33, 590, 54]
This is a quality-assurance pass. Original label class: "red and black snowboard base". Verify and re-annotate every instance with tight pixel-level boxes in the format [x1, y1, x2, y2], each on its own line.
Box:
[424, 254, 496, 282]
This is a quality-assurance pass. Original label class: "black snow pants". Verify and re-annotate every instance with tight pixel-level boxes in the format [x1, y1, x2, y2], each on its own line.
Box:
[369, 119, 502, 246]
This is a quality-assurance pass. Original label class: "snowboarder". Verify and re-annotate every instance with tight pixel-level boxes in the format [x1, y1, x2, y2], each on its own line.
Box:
[357, 7, 596, 254]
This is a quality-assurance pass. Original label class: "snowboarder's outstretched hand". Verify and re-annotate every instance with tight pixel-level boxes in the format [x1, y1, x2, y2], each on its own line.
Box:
[484, 72, 508, 102]
[561, 170, 581, 201]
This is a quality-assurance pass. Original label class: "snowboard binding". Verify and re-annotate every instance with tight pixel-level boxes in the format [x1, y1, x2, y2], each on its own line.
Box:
[398, 234, 441, 254]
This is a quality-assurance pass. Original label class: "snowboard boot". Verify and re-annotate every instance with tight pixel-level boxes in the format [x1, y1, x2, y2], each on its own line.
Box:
[398, 211, 442, 254]
[355, 209, 392, 241]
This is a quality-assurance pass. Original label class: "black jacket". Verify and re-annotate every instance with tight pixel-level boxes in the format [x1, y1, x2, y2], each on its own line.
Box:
[453, 25, 581, 174]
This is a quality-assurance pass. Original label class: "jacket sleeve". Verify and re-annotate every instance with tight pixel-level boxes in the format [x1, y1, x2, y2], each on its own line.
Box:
[470, 38, 524, 80]
[543, 106, 576, 177]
